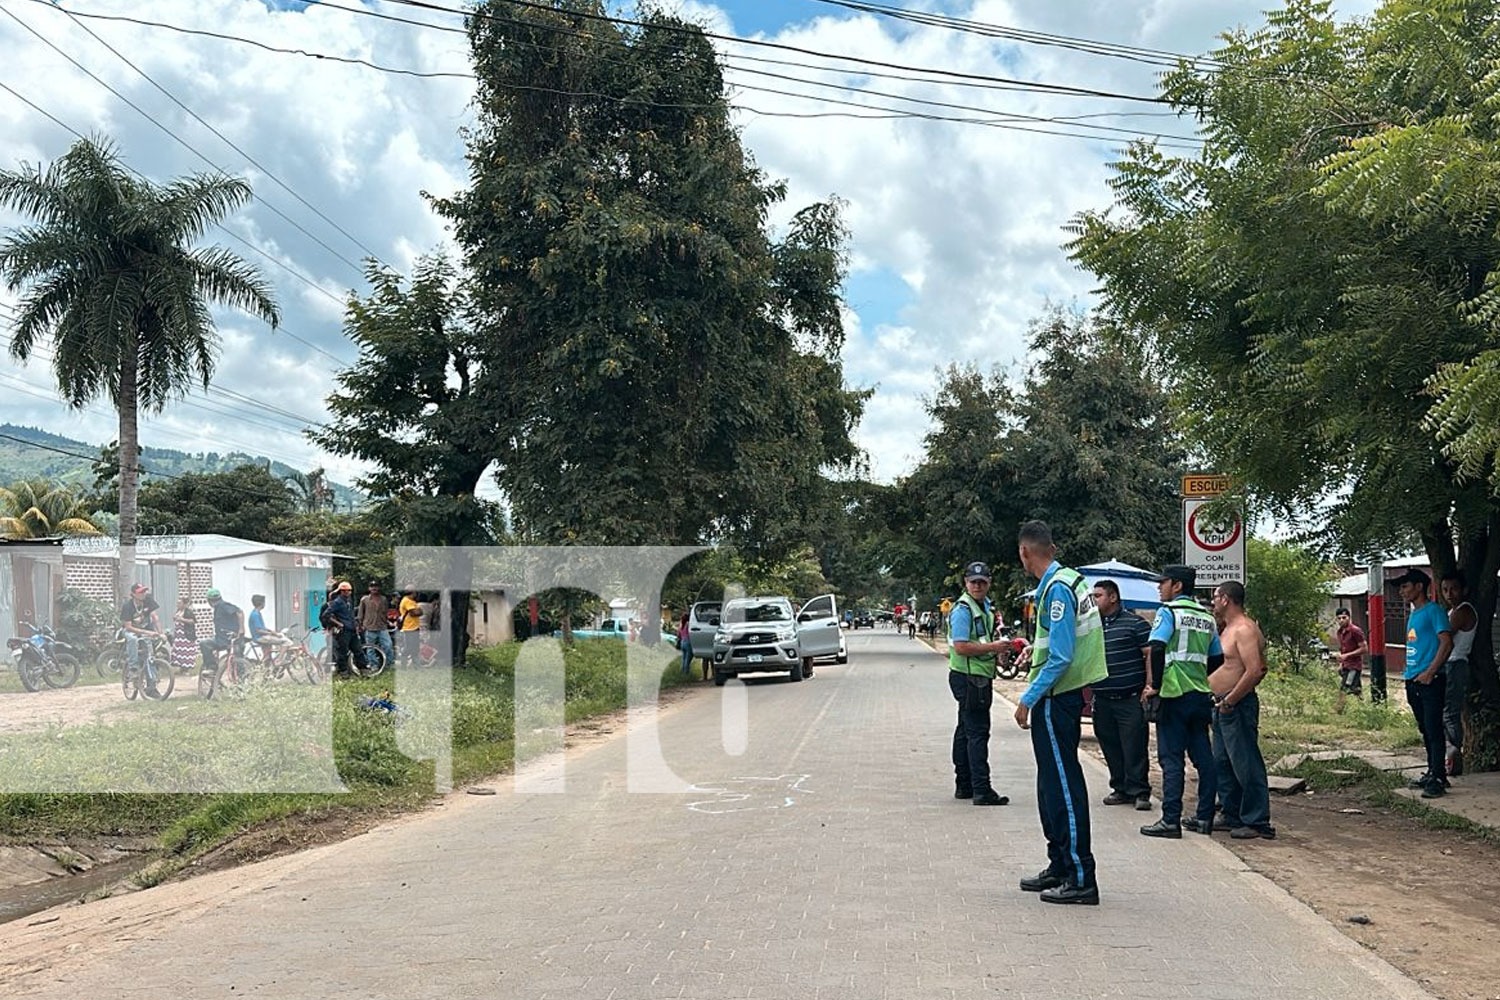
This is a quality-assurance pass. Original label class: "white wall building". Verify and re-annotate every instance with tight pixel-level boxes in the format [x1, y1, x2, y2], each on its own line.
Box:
[63, 534, 333, 637]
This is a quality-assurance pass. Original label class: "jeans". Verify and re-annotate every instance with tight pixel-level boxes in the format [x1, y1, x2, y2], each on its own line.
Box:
[123, 633, 158, 684]
[680, 639, 694, 675]
[1213, 692, 1272, 831]
[1091, 690, 1150, 799]
[1407, 675, 1448, 782]
[949, 670, 994, 794]
[364, 627, 393, 665]
[1443, 658, 1468, 752]
[1031, 691, 1095, 888]
[1156, 691, 1216, 826]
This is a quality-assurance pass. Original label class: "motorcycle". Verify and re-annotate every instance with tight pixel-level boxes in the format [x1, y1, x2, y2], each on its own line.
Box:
[7, 621, 82, 691]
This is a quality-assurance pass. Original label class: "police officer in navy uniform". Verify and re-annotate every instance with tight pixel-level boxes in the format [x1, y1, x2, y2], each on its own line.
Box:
[1013, 521, 1108, 905]
[947, 561, 1013, 806]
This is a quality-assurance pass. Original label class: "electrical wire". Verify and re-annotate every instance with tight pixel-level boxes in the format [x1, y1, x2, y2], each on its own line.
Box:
[27, 6, 1196, 146]
[33, 0, 389, 266]
[0, 79, 354, 368]
[357, 0, 1173, 105]
[803, 0, 1225, 70]
[0, 4, 371, 282]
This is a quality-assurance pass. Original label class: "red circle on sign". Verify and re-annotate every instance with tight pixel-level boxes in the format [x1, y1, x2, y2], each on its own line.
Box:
[1187, 505, 1242, 552]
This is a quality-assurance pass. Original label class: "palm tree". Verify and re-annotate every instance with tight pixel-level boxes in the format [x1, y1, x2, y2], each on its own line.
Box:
[0, 479, 102, 538]
[284, 467, 334, 514]
[0, 138, 279, 593]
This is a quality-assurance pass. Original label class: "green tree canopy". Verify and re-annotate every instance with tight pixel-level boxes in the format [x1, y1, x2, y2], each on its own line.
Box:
[431, 0, 866, 550]
[1066, 0, 1500, 764]
[0, 138, 279, 593]
[137, 465, 297, 542]
[895, 311, 1186, 600]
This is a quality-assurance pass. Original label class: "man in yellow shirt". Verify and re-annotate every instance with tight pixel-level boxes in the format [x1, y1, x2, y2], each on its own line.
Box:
[398, 585, 423, 666]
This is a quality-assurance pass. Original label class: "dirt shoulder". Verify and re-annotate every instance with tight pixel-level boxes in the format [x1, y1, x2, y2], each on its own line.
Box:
[974, 665, 1499, 1000]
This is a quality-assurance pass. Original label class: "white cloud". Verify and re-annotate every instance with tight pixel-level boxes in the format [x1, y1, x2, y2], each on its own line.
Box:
[0, 0, 1382, 499]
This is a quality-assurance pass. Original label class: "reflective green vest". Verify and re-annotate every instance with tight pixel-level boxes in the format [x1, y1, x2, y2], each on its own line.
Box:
[1028, 566, 1108, 694]
[1157, 597, 1216, 698]
[948, 592, 997, 678]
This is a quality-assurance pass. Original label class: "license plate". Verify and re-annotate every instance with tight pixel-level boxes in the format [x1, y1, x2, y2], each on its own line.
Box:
[748, 654, 763, 663]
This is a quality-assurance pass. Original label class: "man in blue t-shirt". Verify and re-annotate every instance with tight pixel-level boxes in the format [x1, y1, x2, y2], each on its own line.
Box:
[1397, 568, 1452, 798]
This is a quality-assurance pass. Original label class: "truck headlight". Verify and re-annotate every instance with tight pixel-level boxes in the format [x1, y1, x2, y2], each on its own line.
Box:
[714, 629, 730, 645]
[775, 627, 795, 642]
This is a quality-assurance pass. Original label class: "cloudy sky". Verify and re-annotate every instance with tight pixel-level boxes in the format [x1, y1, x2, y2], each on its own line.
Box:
[0, 0, 1377, 497]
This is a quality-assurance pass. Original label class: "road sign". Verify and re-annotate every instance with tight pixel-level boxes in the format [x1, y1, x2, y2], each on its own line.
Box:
[1181, 474, 1232, 498]
[1182, 498, 1246, 586]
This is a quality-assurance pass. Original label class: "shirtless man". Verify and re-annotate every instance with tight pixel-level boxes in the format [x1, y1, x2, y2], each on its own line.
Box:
[1208, 581, 1274, 839]
[1439, 573, 1477, 777]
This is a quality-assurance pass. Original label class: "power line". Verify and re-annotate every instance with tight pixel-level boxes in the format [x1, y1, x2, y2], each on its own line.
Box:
[0, 428, 326, 507]
[804, 0, 1225, 70]
[364, 0, 1172, 105]
[0, 79, 354, 368]
[0, 5, 370, 281]
[34, 6, 1195, 146]
[31, 0, 389, 267]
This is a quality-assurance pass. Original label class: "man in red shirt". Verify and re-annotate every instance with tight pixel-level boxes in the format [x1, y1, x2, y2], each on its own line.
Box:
[1334, 608, 1368, 714]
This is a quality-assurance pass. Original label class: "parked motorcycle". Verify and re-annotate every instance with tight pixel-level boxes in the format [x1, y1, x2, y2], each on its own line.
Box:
[7, 621, 82, 691]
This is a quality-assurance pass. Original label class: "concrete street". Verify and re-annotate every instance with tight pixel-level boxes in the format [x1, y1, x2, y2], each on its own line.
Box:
[0, 629, 1434, 999]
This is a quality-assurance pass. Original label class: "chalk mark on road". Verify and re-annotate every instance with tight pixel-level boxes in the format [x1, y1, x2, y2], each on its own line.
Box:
[686, 774, 814, 813]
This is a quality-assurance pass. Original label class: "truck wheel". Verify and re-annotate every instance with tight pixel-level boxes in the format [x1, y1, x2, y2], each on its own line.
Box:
[789, 660, 804, 682]
[713, 669, 728, 687]
[803, 657, 815, 678]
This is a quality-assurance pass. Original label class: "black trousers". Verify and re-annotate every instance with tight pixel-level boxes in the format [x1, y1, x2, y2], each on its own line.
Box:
[949, 670, 994, 794]
[330, 628, 367, 674]
[1091, 691, 1151, 799]
[1031, 690, 1095, 888]
[1407, 675, 1448, 781]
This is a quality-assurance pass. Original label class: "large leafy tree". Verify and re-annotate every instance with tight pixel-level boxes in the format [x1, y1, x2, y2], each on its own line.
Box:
[432, 0, 865, 550]
[1067, 0, 1500, 765]
[137, 465, 298, 542]
[0, 138, 279, 593]
[312, 255, 502, 665]
[895, 312, 1184, 603]
[0, 479, 101, 538]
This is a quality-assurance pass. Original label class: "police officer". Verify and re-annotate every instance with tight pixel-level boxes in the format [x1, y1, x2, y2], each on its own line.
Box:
[1140, 565, 1223, 838]
[1014, 520, 1107, 905]
[947, 560, 1012, 806]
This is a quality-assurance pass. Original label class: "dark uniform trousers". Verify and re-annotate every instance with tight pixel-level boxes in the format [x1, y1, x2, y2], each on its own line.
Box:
[949, 670, 994, 794]
[1156, 690, 1216, 826]
[1031, 689, 1096, 889]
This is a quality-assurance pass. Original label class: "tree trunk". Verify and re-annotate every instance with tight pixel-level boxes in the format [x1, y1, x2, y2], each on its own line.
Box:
[116, 330, 140, 601]
[1463, 513, 1500, 771]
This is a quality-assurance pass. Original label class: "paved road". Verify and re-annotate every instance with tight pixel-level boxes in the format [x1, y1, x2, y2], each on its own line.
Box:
[1, 629, 1433, 999]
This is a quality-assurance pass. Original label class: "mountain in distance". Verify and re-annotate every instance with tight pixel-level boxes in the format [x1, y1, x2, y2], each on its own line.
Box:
[0, 423, 364, 508]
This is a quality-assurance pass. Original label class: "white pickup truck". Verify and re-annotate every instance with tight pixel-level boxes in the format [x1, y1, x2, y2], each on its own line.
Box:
[709, 594, 841, 685]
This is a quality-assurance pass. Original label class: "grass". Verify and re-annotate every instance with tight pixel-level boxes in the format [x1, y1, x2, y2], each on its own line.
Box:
[0, 639, 690, 880]
[1255, 658, 1421, 765]
[1286, 755, 1500, 845]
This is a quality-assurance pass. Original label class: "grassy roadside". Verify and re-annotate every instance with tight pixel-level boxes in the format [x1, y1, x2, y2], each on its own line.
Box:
[1255, 659, 1421, 766]
[1285, 755, 1500, 844]
[0, 640, 691, 883]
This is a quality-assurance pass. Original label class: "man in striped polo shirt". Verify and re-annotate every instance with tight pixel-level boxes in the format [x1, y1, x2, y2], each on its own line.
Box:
[1090, 580, 1153, 811]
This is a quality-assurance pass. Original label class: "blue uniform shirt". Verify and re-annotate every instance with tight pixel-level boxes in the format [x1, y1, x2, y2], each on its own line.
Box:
[249, 608, 268, 636]
[948, 595, 992, 645]
[1021, 561, 1077, 708]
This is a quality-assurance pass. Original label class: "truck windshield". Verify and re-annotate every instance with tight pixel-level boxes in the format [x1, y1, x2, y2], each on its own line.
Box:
[723, 602, 791, 624]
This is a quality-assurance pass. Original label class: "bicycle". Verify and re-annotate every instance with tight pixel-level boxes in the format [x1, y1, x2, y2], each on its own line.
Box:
[198, 637, 250, 699]
[122, 633, 174, 701]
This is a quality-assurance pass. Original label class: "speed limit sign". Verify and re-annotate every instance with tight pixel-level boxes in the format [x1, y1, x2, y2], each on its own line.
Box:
[1183, 499, 1245, 585]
